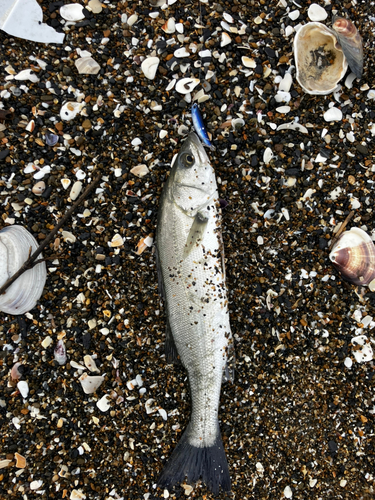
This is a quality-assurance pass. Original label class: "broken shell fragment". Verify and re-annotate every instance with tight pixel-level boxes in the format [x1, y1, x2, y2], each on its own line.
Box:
[332, 17, 363, 79]
[329, 227, 375, 286]
[45, 132, 59, 146]
[307, 4, 328, 22]
[14, 69, 39, 83]
[141, 57, 160, 80]
[75, 57, 101, 75]
[60, 102, 83, 121]
[79, 373, 105, 394]
[175, 77, 200, 94]
[54, 340, 67, 365]
[32, 181, 46, 196]
[294, 22, 348, 95]
[84, 355, 100, 373]
[17, 380, 29, 398]
[0, 226, 47, 315]
[15, 453, 26, 468]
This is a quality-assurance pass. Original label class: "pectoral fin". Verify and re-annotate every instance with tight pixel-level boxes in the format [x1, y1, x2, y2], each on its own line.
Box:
[183, 211, 209, 259]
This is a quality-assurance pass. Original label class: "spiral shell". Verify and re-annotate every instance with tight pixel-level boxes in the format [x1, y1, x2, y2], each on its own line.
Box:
[0, 226, 47, 315]
[329, 227, 375, 287]
[332, 17, 363, 79]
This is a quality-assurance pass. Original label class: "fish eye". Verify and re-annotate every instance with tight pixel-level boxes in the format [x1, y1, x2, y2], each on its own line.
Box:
[181, 153, 195, 168]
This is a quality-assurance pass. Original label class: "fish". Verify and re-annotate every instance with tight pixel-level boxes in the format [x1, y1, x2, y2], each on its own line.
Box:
[191, 103, 215, 151]
[156, 132, 233, 494]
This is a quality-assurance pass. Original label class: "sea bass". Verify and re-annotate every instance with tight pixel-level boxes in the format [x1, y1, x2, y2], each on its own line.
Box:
[156, 132, 233, 494]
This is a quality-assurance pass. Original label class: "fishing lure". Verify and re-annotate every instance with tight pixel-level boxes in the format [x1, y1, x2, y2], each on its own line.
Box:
[191, 103, 215, 151]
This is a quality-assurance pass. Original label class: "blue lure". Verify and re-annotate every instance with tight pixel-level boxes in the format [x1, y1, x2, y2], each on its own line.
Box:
[191, 103, 215, 151]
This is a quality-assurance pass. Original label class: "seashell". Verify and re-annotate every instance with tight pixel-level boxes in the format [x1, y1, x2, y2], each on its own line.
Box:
[14, 69, 39, 83]
[70, 181, 83, 201]
[0, 226, 47, 315]
[307, 4, 328, 22]
[75, 57, 101, 75]
[329, 227, 375, 286]
[141, 57, 160, 80]
[84, 354, 99, 373]
[332, 17, 363, 79]
[294, 22, 348, 95]
[17, 380, 29, 398]
[97, 394, 111, 412]
[127, 13, 138, 26]
[70, 490, 87, 500]
[110, 233, 124, 247]
[88, 0, 102, 14]
[351, 335, 373, 363]
[174, 47, 190, 58]
[232, 118, 245, 130]
[32, 181, 45, 196]
[241, 56, 256, 68]
[60, 4, 85, 22]
[30, 480, 43, 491]
[15, 453, 26, 468]
[221, 32, 232, 47]
[45, 132, 59, 146]
[10, 362, 23, 380]
[323, 107, 342, 122]
[60, 102, 83, 121]
[79, 373, 105, 394]
[175, 77, 200, 95]
[54, 340, 67, 365]
[130, 164, 149, 178]
[162, 18, 176, 34]
[61, 178, 71, 190]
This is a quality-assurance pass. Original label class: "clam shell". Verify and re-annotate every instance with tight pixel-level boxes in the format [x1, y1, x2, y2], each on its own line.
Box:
[175, 77, 200, 94]
[329, 227, 375, 286]
[294, 22, 348, 95]
[75, 57, 101, 75]
[332, 17, 363, 79]
[141, 57, 160, 80]
[79, 373, 105, 394]
[0, 226, 47, 315]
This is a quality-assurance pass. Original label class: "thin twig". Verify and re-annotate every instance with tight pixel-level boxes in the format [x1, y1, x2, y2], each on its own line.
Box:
[329, 210, 354, 249]
[0, 171, 103, 296]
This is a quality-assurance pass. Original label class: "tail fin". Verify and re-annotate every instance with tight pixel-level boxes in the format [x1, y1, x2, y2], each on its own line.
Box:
[158, 423, 231, 495]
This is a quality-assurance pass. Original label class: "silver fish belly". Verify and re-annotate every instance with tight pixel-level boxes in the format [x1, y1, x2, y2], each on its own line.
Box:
[156, 132, 232, 494]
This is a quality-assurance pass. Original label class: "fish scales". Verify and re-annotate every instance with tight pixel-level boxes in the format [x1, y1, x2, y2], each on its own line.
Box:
[156, 132, 232, 494]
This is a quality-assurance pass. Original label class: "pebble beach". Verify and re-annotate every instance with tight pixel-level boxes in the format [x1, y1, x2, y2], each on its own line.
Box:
[0, 0, 374, 499]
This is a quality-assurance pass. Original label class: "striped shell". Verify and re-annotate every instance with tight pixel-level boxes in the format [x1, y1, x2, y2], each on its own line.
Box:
[329, 227, 375, 286]
[332, 17, 363, 79]
[0, 226, 47, 314]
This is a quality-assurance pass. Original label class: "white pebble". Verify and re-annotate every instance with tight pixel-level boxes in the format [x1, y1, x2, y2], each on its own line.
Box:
[284, 485, 293, 498]
[307, 4, 328, 22]
[17, 381, 29, 398]
[288, 10, 300, 20]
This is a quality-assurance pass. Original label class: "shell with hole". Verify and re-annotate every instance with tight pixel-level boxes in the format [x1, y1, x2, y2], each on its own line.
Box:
[0, 226, 47, 315]
[294, 22, 348, 95]
[329, 227, 375, 288]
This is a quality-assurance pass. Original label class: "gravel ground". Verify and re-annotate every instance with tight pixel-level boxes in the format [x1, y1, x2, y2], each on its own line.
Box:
[0, 0, 374, 499]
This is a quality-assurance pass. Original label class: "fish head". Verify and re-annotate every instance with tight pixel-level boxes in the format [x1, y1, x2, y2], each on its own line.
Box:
[169, 133, 217, 214]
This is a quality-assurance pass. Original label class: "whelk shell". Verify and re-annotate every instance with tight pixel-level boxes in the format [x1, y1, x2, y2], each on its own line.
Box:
[294, 22, 348, 95]
[0, 226, 47, 315]
[329, 227, 375, 287]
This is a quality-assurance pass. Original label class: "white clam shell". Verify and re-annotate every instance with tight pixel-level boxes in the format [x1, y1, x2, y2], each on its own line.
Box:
[307, 4, 328, 22]
[75, 57, 101, 75]
[294, 22, 348, 95]
[79, 373, 105, 394]
[0, 226, 47, 315]
[175, 77, 200, 94]
[141, 57, 160, 80]
[60, 4, 85, 22]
